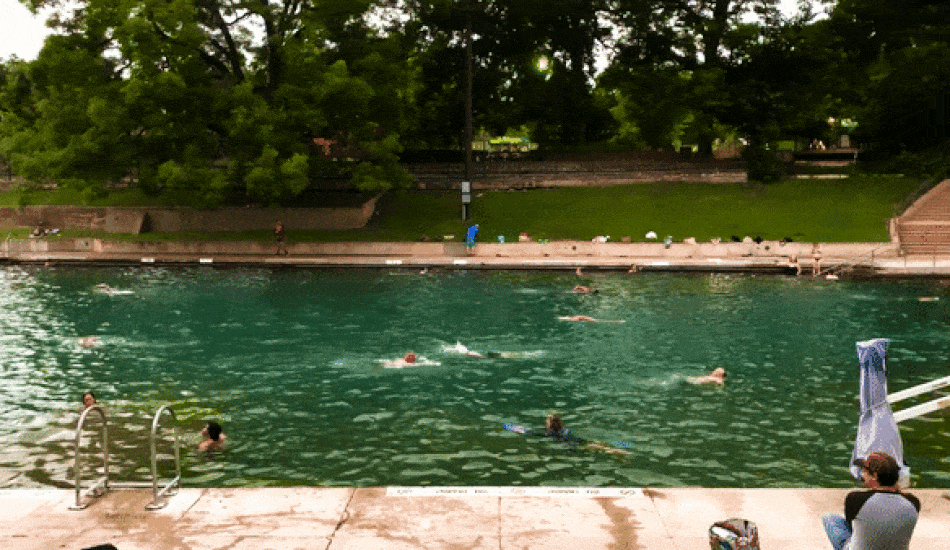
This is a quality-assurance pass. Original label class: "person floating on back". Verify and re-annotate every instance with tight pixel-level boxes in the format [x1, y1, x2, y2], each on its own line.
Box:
[821, 451, 920, 550]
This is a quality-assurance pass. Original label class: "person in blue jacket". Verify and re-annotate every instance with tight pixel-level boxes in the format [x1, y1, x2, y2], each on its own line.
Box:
[465, 224, 479, 254]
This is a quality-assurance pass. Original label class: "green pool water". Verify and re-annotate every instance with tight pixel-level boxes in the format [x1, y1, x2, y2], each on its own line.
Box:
[1, 266, 948, 489]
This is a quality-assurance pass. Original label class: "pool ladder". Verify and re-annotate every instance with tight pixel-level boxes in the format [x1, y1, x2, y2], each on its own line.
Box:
[70, 404, 181, 510]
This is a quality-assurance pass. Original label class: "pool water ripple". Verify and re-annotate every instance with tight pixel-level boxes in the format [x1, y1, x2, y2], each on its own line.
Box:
[1, 267, 949, 488]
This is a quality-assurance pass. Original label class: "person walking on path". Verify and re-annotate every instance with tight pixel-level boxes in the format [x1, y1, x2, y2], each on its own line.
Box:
[274, 221, 288, 255]
[821, 451, 920, 550]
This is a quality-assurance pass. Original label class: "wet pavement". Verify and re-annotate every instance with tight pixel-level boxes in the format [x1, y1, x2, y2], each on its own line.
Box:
[3, 486, 948, 549]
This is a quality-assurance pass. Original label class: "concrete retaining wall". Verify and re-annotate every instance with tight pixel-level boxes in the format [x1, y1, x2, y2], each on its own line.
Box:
[0, 197, 379, 234]
[0, 238, 468, 257]
[475, 241, 894, 260]
[407, 160, 747, 190]
[0, 237, 894, 261]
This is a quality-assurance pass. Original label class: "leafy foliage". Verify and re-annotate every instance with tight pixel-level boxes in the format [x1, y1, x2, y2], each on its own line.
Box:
[0, 0, 415, 206]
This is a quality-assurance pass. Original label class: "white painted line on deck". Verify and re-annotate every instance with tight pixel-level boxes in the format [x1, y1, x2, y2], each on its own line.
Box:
[386, 486, 645, 498]
[453, 259, 468, 265]
[199, 258, 213, 264]
[386, 259, 403, 265]
[525, 260, 571, 265]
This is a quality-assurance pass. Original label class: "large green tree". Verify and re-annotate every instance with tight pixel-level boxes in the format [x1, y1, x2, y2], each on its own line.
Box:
[0, 0, 414, 205]
[600, 0, 786, 154]
[828, 0, 950, 155]
[399, 0, 614, 148]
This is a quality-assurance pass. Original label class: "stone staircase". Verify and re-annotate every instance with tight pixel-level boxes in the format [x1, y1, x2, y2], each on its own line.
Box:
[897, 179, 950, 256]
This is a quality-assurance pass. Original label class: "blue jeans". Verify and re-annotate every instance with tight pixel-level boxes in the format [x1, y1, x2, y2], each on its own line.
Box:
[822, 513, 852, 550]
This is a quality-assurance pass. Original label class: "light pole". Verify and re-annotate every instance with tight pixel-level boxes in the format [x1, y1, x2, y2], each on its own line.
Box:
[462, 8, 473, 220]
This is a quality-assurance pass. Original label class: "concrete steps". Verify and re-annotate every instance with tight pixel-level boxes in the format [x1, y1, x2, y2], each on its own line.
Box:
[897, 179, 950, 255]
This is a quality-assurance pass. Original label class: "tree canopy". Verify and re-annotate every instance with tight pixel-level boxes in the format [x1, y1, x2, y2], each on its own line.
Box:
[1, 0, 415, 205]
[1, 0, 948, 197]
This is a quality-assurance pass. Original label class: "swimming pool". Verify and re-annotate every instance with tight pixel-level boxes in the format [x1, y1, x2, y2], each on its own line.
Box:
[1, 266, 948, 488]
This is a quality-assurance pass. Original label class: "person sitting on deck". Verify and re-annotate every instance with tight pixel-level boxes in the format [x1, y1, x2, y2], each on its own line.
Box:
[822, 451, 919, 550]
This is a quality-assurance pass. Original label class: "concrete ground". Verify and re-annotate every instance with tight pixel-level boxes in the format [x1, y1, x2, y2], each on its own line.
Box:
[4, 239, 950, 277]
[2, 486, 948, 550]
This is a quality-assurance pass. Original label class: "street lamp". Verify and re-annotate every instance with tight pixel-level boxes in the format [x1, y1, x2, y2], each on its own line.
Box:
[462, 12, 473, 220]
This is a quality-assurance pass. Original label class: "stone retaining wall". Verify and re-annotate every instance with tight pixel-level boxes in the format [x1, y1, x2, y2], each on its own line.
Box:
[0, 197, 379, 234]
[405, 159, 747, 190]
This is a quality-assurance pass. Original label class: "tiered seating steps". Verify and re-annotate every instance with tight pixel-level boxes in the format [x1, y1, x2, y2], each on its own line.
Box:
[897, 179, 950, 256]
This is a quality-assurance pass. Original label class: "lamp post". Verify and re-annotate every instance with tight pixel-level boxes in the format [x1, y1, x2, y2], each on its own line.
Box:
[462, 7, 473, 220]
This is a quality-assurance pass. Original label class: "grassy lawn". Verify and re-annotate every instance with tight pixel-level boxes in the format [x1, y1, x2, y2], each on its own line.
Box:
[357, 175, 921, 243]
[0, 175, 922, 243]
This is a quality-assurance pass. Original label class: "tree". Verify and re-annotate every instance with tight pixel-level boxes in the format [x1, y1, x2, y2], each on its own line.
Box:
[601, 0, 785, 155]
[828, 0, 950, 155]
[0, 0, 415, 205]
[400, 0, 613, 148]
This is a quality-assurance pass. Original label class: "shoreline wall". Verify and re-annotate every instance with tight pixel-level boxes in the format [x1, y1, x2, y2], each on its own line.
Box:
[0, 197, 380, 234]
[0, 238, 894, 261]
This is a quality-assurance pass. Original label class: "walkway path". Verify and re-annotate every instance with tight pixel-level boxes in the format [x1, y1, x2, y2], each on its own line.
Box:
[3, 487, 948, 550]
[6, 237, 949, 276]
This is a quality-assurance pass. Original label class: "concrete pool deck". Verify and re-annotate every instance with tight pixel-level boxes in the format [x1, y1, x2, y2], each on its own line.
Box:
[2, 486, 948, 549]
[4, 238, 950, 276]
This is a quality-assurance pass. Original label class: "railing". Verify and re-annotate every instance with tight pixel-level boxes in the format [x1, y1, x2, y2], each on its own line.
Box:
[70, 405, 110, 510]
[70, 404, 182, 510]
[146, 405, 181, 510]
[819, 243, 896, 278]
[889, 375, 950, 423]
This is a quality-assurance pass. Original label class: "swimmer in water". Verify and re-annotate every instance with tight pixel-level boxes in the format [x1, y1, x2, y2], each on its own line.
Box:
[80, 391, 97, 411]
[572, 285, 598, 294]
[517, 414, 631, 456]
[95, 283, 116, 295]
[78, 336, 99, 348]
[198, 421, 227, 452]
[564, 315, 597, 322]
[384, 351, 419, 368]
[558, 315, 624, 323]
[442, 342, 485, 358]
[688, 367, 726, 386]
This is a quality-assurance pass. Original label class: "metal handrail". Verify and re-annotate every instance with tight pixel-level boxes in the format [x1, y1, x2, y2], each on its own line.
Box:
[818, 243, 895, 277]
[70, 405, 109, 510]
[145, 404, 181, 510]
[891, 375, 950, 423]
